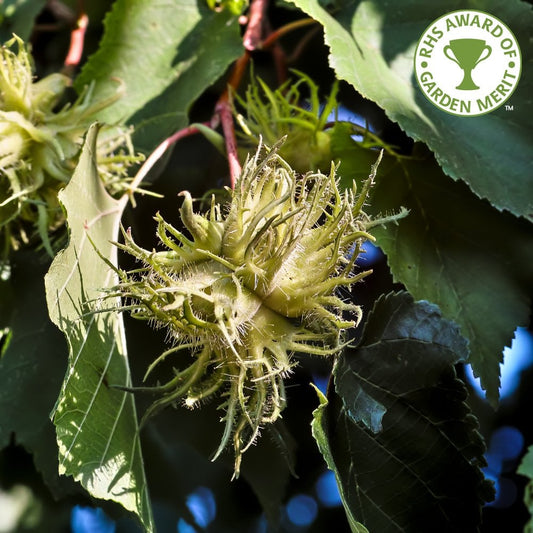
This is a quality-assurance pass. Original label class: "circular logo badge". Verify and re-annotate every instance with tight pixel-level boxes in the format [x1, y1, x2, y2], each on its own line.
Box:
[414, 10, 521, 116]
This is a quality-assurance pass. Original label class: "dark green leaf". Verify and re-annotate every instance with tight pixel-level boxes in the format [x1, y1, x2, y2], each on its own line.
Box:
[333, 127, 533, 404]
[44, 124, 154, 531]
[366, 147, 533, 404]
[74, 0, 243, 152]
[0, 0, 46, 42]
[289, 0, 533, 219]
[313, 291, 494, 532]
[0, 253, 78, 498]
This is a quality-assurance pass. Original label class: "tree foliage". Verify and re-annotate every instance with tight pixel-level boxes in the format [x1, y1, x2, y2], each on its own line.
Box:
[0, 0, 531, 531]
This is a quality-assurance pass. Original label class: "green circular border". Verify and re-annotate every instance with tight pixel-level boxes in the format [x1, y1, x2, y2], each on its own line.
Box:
[413, 9, 522, 117]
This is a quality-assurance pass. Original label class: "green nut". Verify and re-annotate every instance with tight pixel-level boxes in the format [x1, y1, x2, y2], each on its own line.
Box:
[0, 35, 142, 260]
[107, 142, 396, 476]
[233, 72, 338, 173]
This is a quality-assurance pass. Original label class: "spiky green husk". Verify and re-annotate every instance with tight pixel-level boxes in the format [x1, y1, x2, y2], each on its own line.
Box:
[0, 35, 142, 259]
[110, 144, 387, 475]
[233, 71, 338, 173]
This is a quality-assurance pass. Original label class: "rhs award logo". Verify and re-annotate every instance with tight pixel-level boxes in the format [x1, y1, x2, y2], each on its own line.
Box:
[414, 10, 521, 116]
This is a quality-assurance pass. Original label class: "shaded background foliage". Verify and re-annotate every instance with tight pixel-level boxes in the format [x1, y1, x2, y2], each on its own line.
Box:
[0, 0, 532, 532]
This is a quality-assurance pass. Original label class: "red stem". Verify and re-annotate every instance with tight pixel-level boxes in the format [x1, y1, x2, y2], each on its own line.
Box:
[214, 53, 251, 189]
[64, 13, 88, 68]
[243, 0, 269, 51]
[227, 52, 251, 90]
[121, 124, 204, 208]
[261, 18, 317, 50]
[214, 17, 318, 187]
[216, 95, 241, 189]
[125, 11, 317, 194]
[286, 24, 321, 64]
[271, 44, 287, 84]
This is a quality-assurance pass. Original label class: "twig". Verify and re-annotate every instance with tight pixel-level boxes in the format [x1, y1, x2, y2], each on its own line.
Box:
[261, 18, 317, 50]
[214, 53, 252, 188]
[227, 52, 252, 90]
[286, 24, 321, 64]
[216, 95, 241, 189]
[214, 17, 319, 186]
[243, 0, 269, 51]
[120, 124, 205, 209]
[63, 13, 88, 72]
[272, 45, 287, 83]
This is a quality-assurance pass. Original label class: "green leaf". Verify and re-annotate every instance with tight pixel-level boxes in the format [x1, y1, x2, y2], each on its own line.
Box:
[0, 0, 46, 42]
[311, 388, 369, 533]
[288, 0, 533, 219]
[313, 291, 494, 532]
[44, 124, 154, 531]
[0, 253, 79, 498]
[74, 0, 243, 152]
[519, 445, 533, 533]
[366, 148, 533, 404]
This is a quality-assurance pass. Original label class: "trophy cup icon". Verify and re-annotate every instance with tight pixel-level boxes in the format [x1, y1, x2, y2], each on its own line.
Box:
[443, 39, 492, 90]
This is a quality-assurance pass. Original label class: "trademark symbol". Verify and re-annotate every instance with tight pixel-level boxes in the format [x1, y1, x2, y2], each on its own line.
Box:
[505, 105, 514, 111]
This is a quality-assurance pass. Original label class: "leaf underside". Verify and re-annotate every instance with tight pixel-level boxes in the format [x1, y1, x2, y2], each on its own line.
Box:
[44, 124, 153, 531]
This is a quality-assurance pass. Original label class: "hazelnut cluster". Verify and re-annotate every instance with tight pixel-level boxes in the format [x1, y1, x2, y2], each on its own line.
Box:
[110, 144, 385, 475]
